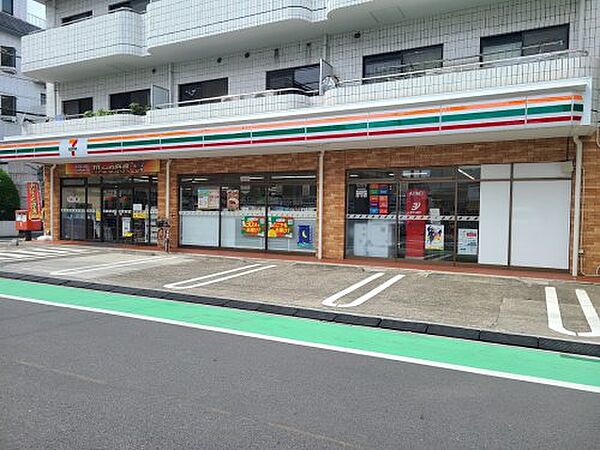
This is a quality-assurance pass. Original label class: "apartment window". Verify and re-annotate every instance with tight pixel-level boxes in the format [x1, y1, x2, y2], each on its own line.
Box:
[61, 11, 93, 26]
[109, 1, 147, 13]
[481, 25, 569, 61]
[109, 89, 150, 110]
[1, 95, 16, 117]
[62, 97, 93, 118]
[178, 78, 228, 105]
[363, 45, 443, 82]
[1, 46, 16, 68]
[2, 0, 13, 15]
[40, 93, 47, 107]
[266, 64, 320, 94]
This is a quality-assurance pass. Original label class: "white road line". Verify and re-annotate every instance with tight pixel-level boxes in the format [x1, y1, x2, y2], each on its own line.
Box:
[165, 264, 277, 289]
[50, 257, 173, 275]
[9, 249, 74, 257]
[1, 292, 598, 394]
[19, 248, 77, 254]
[322, 273, 385, 307]
[544, 287, 577, 336]
[575, 289, 600, 337]
[164, 264, 262, 289]
[337, 274, 406, 308]
[0, 252, 30, 259]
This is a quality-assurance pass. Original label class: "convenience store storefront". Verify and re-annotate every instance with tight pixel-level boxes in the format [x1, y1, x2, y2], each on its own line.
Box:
[1, 86, 596, 274]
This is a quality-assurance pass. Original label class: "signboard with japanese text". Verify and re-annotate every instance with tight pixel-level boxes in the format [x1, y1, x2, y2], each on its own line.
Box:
[26, 182, 42, 220]
[241, 216, 265, 236]
[65, 160, 159, 176]
[267, 216, 294, 239]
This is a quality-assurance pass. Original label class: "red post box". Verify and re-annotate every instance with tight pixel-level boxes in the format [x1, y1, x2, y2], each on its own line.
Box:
[15, 209, 43, 240]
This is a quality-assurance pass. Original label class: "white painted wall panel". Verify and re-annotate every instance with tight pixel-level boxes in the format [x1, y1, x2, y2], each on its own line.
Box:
[510, 180, 571, 269]
[478, 180, 510, 265]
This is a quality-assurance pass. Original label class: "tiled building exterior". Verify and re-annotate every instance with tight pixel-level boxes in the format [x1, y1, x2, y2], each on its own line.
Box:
[2, 0, 600, 275]
[0, 0, 45, 207]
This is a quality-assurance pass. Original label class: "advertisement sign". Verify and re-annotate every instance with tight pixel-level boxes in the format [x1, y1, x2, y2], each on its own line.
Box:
[405, 188, 428, 257]
[458, 228, 478, 255]
[197, 188, 220, 210]
[26, 182, 42, 220]
[425, 224, 444, 251]
[241, 216, 265, 236]
[267, 216, 294, 238]
[64, 160, 159, 176]
[59, 138, 88, 158]
[298, 225, 312, 247]
[367, 183, 392, 214]
[227, 189, 240, 210]
[122, 217, 132, 238]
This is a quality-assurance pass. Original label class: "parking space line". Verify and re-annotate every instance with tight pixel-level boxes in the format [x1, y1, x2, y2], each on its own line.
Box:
[164, 264, 276, 289]
[545, 287, 577, 336]
[322, 273, 405, 308]
[50, 257, 174, 275]
[0, 252, 30, 259]
[322, 273, 385, 307]
[575, 289, 600, 337]
[337, 274, 406, 308]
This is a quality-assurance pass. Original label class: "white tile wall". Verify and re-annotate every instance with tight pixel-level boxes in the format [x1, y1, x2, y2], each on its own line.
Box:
[20, 0, 600, 135]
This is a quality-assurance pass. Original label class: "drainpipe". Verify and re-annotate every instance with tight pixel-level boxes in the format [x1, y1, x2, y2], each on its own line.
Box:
[165, 159, 172, 222]
[317, 150, 325, 259]
[577, 0, 586, 50]
[49, 164, 56, 238]
[572, 136, 583, 277]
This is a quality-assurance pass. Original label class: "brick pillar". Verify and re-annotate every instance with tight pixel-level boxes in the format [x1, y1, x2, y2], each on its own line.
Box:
[580, 135, 600, 275]
[321, 151, 346, 260]
[42, 165, 60, 239]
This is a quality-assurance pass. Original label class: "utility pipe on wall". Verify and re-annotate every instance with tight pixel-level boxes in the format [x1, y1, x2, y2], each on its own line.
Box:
[572, 136, 583, 277]
[577, 0, 586, 50]
[317, 150, 325, 260]
[166, 159, 172, 222]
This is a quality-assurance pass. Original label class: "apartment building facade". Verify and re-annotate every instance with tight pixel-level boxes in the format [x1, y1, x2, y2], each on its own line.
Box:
[1, 0, 599, 275]
[0, 0, 45, 208]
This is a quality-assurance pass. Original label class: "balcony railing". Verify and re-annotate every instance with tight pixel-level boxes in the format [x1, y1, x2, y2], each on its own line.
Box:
[326, 49, 592, 106]
[21, 50, 594, 136]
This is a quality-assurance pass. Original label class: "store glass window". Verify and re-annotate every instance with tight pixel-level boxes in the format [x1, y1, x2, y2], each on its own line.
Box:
[2, 0, 14, 15]
[0, 95, 16, 116]
[363, 45, 443, 83]
[179, 172, 317, 253]
[456, 182, 480, 263]
[61, 179, 87, 240]
[178, 78, 228, 105]
[61, 10, 92, 26]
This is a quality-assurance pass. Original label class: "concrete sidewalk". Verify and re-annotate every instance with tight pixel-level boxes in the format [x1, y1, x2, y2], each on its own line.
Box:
[1, 242, 599, 354]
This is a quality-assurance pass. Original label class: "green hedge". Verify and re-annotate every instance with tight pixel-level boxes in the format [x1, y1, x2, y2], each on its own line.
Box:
[0, 169, 20, 221]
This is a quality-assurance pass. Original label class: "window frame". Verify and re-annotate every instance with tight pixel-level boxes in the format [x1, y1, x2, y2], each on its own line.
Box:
[178, 78, 229, 106]
[0, 46, 16, 68]
[1, 95, 17, 117]
[62, 97, 93, 118]
[109, 89, 151, 111]
[480, 24, 570, 61]
[61, 11, 93, 26]
[2, 0, 13, 15]
[265, 64, 321, 95]
[362, 44, 444, 83]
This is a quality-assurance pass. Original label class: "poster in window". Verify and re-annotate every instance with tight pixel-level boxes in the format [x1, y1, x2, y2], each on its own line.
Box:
[227, 189, 240, 210]
[298, 225, 312, 247]
[122, 217, 132, 238]
[241, 216, 265, 236]
[458, 228, 478, 255]
[198, 188, 220, 210]
[425, 224, 444, 251]
[268, 216, 294, 238]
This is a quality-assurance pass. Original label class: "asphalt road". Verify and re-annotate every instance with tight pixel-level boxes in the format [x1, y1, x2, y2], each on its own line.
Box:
[1, 298, 598, 450]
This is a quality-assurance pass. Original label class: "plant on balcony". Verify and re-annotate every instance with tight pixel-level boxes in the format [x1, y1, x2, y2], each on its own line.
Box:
[129, 102, 149, 116]
[0, 169, 20, 221]
[82, 109, 116, 118]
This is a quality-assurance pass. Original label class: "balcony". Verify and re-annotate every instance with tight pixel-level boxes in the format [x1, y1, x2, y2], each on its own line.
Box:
[324, 50, 595, 107]
[20, 50, 594, 138]
[146, 0, 326, 60]
[22, 8, 147, 81]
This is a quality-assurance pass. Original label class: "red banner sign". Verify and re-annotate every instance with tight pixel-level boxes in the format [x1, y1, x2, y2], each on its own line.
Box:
[26, 182, 42, 220]
[64, 160, 159, 176]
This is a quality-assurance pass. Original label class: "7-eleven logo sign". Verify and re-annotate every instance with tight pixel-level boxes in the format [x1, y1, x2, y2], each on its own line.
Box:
[59, 137, 88, 158]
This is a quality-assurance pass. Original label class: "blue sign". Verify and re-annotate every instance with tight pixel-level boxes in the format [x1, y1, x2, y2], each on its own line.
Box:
[298, 225, 312, 247]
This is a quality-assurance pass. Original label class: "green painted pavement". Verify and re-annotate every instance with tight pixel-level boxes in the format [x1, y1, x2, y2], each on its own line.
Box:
[0, 278, 598, 390]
